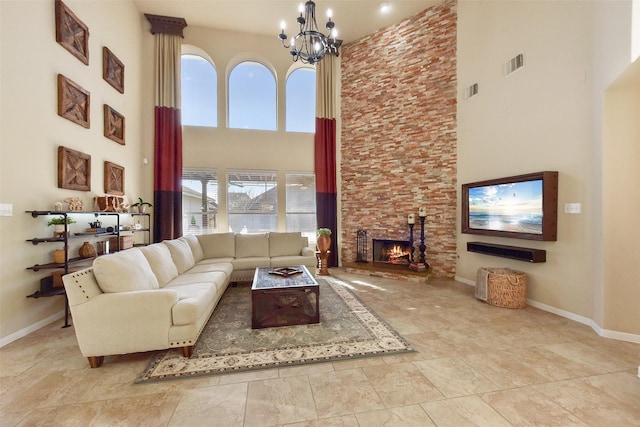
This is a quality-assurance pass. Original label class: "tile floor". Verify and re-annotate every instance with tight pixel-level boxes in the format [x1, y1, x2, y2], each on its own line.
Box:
[1, 269, 639, 426]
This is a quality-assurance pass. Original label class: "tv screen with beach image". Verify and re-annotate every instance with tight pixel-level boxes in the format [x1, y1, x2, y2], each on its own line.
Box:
[468, 179, 543, 235]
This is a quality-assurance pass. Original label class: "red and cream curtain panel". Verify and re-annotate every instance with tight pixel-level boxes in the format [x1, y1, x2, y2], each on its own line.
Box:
[315, 54, 339, 267]
[152, 32, 183, 242]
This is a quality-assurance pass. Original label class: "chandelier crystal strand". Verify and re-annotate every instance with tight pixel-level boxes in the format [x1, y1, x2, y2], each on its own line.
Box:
[278, 1, 341, 65]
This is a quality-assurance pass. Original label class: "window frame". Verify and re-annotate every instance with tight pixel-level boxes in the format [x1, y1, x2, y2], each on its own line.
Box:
[227, 169, 278, 233]
[285, 66, 317, 133]
[227, 60, 277, 131]
[180, 49, 218, 128]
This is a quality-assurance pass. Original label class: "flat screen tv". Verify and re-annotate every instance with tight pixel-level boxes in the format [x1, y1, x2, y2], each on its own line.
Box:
[462, 171, 558, 241]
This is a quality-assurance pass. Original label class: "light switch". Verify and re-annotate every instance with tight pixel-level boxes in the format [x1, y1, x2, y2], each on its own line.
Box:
[564, 203, 581, 214]
[0, 203, 13, 216]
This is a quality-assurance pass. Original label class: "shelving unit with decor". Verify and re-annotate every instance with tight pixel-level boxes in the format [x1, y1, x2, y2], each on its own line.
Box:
[130, 213, 151, 247]
[24, 210, 151, 327]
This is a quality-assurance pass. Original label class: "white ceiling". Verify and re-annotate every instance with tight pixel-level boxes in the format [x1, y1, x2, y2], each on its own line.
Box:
[132, 0, 442, 44]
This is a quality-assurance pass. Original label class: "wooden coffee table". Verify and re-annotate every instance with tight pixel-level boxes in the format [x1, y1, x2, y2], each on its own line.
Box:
[251, 265, 319, 329]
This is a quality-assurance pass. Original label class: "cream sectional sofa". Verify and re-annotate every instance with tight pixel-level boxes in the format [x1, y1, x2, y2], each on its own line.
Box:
[63, 232, 316, 368]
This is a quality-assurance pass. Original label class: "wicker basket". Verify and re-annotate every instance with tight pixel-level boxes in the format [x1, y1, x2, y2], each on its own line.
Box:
[109, 235, 134, 251]
[485, 268, 527, 309]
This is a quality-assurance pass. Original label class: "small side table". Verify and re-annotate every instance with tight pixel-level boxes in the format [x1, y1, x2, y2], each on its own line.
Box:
[316, 250, 330, 276]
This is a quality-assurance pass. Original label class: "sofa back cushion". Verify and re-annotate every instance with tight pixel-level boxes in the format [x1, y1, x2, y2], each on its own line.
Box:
[197, 233, 235, 259]
[163, 239, 195, 274]
[269, 232, 304, 257]
[139, 243, 179, 287]
[181, 235, 204, 262]
[235, 233, 269, 258]
[93, 248, 159, 293]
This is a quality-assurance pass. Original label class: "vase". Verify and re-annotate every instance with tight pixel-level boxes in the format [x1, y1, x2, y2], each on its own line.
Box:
[316, 234, 331, 276]
[137, 205, 146, 213]
[317, 234, 331, 252]
[52, 249, 66, 264]
[53, 224, 67, 237]
[79, 242, 97, 258]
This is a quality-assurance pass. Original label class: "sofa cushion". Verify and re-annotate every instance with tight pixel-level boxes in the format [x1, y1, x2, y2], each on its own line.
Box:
[189, 261, 234, 278]
[165, 271, 226, 288]
[197, 257, 234, 265]
[93, 248, 159, 293]
[163, 239, 195, 274]
[139, 243, 179, 287]
[197, 233, 235, 259]
[269, 232, 303, 257]
[231, 256, 271, 271]
[165, 281, 222, 326]
[271, 255, 317, 269]
[181, 235, 204, 262]
[235, 233, 269, 258]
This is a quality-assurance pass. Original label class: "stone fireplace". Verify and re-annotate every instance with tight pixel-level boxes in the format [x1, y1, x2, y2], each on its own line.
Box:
[339, 1, 457, 278]
[372, 239, 412, 265]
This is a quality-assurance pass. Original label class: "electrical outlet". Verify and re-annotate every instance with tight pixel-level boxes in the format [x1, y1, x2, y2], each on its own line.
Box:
[564, 203, 581, 214]
[0, 203, 13, 216]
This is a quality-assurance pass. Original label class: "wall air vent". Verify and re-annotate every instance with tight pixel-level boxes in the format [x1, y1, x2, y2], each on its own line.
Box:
[505, 53, 524, 76]
[464, 83, 479, 100]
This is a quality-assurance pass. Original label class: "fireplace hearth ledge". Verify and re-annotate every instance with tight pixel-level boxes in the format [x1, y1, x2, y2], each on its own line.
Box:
[343, 262, 431, 283]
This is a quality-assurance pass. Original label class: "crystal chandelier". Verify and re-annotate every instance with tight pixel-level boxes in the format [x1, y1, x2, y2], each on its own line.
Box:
[278, 1, 341, 65]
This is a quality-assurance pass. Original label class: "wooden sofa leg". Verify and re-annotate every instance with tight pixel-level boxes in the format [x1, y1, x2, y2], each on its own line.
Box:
[183, 345, 194, 358]
[88, 356, 104, 368]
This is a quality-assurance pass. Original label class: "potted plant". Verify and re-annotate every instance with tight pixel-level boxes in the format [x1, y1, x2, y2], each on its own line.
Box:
[47, 215, 76, 237]
[131, 197, 152, 213]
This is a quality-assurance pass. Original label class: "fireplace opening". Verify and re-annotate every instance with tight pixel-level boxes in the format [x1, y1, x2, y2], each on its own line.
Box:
[372, 239, 412, 265]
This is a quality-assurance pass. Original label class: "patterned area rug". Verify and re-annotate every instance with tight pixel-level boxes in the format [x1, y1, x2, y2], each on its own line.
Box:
[136, 276, 414, 383]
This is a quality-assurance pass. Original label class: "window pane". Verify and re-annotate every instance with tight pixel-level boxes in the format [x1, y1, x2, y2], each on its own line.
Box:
[286, 172, 317, 245]
[227, 170, 277, 233]
[181, 54, 217, 127]
[286, 68, 316, 133]
[182, 168, 218, 235]
[228, 61, 277, 131]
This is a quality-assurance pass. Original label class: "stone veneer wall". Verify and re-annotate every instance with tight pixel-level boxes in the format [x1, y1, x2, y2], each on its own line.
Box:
[340, 0, 457, 277]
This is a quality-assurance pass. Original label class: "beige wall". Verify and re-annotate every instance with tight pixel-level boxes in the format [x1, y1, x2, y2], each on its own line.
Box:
[0, 0, 148, 342]
[590, 0, 636, 332]
[603, 61, 640, 334]
[457, 0, 594, 316]
[457, 0, 638, 338]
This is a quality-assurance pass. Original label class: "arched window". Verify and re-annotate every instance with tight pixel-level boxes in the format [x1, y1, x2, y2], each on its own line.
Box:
[228, 61, 276, 131]
[286, 67, 316, 133]
[181, 54, 217, 127]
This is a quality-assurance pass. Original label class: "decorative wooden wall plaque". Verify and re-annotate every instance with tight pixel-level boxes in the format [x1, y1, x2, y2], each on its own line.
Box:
[58, 146, 91, 191]
[104, 105, 125, 145]
[104, 161, 124, 196]
[58, 74, 90, 128]
[55, 0, 89, 65]
[103, 47, 124, 93]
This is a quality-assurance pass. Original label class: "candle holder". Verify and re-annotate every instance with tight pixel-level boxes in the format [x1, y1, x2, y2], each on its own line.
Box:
[408, 223, 415, 263]
[419, 215, 428, 267]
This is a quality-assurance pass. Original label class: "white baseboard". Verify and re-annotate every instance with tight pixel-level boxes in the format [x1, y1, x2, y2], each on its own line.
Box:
[0, 311, 65, 348]
[455, 276, 640, 344]
[455, 275, 475, 287]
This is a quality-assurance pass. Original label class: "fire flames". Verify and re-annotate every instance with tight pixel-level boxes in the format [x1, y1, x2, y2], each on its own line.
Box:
[383, 245, 410, 264]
